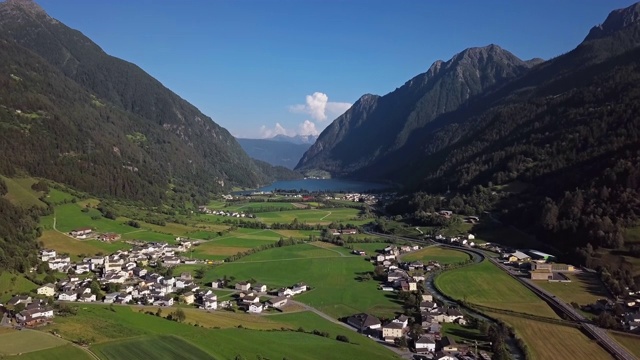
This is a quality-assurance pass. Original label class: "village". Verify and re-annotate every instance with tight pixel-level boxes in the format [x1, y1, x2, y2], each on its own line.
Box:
[1, 210, 639, 360]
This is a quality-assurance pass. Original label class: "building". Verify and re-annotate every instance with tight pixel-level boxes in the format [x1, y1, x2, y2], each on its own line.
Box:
[253, 284, 267, 293]
[235, 281, 251, 291]
[346, 313, 382, 332]
[183, 292, 195, 305]
[507, 251, 531, 263]
[415, 335, 436, 353]
[382, 322, 405, 340]
[526, 250, 556, 262]
[70, 227, 93, 238]
[266, 296, 288, 309]
[247, 304, 263, 314]
[37, 284, 56, 297]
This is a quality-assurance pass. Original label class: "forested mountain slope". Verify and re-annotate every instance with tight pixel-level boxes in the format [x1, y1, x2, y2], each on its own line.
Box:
[0, 0, 268, 205]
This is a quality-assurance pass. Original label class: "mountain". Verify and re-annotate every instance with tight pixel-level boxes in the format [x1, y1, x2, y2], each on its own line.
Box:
[0, 0, 269, 205]
[297, 44, 538, 176]
[237, 138, 311, 169]
[271, 134, 318, 145]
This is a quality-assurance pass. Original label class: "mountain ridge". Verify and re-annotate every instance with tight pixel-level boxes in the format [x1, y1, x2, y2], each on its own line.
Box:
[297, 44, 535, 174]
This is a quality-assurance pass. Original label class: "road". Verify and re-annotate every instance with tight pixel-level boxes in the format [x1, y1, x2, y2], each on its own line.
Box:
[490, 258, 636, 360]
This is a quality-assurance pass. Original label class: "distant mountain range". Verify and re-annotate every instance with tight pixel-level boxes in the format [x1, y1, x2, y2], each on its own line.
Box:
[0, 0, 290, 205]
[237, 135, 316, 169]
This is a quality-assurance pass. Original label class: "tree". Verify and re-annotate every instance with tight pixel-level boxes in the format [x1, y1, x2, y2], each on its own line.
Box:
[336, 335, 350, 343]
[90, 279, 102, 296]
[394, 337, 408, 349]
[172, 308, 186, 323]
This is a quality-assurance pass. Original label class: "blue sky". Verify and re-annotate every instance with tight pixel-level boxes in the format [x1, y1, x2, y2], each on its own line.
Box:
[36, 0, 637, 138]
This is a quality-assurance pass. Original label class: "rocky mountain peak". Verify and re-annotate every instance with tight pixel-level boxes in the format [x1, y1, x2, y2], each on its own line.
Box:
[584, 1, 640, 41]
[0, 0, 56, 24]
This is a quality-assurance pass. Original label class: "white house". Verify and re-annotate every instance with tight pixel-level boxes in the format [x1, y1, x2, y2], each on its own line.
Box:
[415, 336, 436, 353]
[277, 288, 294, 297]
[79, 293, 97, 302]
[203, 295, 218, 310]
[291, 283, 307, 294]
[253, 284, 267, 293]
[247, 304, 263, 314]
[39, 249, 56, 262]
[266, 296, 288, 309]
[58, 292, 77, 301]
[235, 281, 251, 291]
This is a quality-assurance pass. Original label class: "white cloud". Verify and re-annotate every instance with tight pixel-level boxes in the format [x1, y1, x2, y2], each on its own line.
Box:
[298, 120, 319, 136]
[289, 92, 352, 121]
[259, 123, 290, 138]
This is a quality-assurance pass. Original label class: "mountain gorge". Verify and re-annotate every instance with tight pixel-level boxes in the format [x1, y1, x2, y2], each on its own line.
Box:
[237, 137, 313, 169]
[0, 0, 274, 205]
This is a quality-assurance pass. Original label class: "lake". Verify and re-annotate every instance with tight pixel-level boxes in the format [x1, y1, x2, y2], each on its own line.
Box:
[243, 178, 391, 193]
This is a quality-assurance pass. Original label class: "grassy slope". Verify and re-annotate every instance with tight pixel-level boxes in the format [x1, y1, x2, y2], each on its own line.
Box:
[435, 261, 558, 318]
[0, 272, 37, 303]
[0, 176, 47, 208]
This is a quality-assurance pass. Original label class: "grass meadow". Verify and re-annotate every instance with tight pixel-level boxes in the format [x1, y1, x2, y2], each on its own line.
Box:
[8, 344, 92, 360]
[401, 246, 471, 264]
[435, 261, 558, 318]
[535, 272, 610, 305]
[92, 335, 214, 360]
[205, 244, 402, 319]
[0, 329, 67, 356]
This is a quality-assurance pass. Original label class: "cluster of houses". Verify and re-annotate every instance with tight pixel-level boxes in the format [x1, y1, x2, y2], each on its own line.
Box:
[340, 193, 378, 205]
[197, 206, 254, 218]
[329, 228, 358, 236]
[5, 296, 54, 327]
[29, 243, 219, 312]
[434, 234, 476, 248]
[206, 280, 308, 314]
[366, 244, 432, 292]
[584, 294, 640, 333]
[68, 228, 121, 242]
[347, 291, 472, 358]
[39, 241, 200, 276]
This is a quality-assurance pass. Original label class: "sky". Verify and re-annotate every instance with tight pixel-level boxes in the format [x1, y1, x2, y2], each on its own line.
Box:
[35, 0, 638, 138]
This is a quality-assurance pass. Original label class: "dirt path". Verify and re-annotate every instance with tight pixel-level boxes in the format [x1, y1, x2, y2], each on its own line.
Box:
[319, 211, 332, 220]
[308, 242, 347, 257]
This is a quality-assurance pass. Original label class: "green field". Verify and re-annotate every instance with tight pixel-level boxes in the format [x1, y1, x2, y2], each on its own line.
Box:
[401, 246, 471, 265]
[435, 261, 558, 318]
[54, 203, 138, 234]
[43, 305, 397, 360]
[0, 272, 37, 302]
[0, 329, 67, 356]
[8, 344, 92, 360]
[205, 244, 401, 318]
[1, 176, 47, 208]
[611, 332, 640, 358]
[38, 230, 129, 259]
[535, 272, 610, 305]
[256, 208, 362, 225]
[92, 335, 214, 360]
[45, 188, 76, 204]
